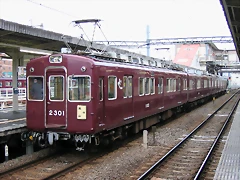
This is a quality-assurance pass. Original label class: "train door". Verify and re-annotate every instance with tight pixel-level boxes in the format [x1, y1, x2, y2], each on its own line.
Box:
[158, 77, 164, 110]
[45, 67, 67, 128]
[177, 77, 183, 103]
[98, 77, 105, 126]
[123, 76, 134, 121]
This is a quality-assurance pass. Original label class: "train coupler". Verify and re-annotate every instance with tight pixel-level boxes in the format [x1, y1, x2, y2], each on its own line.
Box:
[21, 131, 38, 142]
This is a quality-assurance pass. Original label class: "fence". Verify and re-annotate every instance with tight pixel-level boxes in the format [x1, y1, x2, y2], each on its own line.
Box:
[0, 88, 26, 110]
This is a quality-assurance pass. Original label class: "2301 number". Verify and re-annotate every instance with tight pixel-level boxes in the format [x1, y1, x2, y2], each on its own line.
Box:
[49, 110, 65, 116]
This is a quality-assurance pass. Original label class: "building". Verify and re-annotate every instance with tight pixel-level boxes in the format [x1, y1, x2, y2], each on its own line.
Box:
[172, 44, 240, 89]
[173, 43, 239, 70]
[0, 53, 26, 77]
[0, 53, 12, 77]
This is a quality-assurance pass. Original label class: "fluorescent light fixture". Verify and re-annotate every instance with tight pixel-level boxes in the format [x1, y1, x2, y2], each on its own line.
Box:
[20, 47, 53, 55]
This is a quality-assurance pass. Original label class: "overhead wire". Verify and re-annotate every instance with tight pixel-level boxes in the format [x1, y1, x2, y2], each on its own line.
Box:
[26, 0, 77, 18]
[25, 0, 114, 49]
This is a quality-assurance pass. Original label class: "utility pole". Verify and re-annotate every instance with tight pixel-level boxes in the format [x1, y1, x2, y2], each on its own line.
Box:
[146, 25, 150, 56]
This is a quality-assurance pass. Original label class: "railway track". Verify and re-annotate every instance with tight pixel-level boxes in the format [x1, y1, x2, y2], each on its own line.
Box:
[0, 147, 108, 180]
[0, 134, 140, 179]
[0, 150, 70, 179]
[133, 92, 239, 180]
[0, 150, 97, 179]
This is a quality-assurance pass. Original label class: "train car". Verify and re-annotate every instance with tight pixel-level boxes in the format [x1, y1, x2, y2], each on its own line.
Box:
[24, 53, 228, 150]
[0, 77, 26, 96]
[0, 77, 26, 88]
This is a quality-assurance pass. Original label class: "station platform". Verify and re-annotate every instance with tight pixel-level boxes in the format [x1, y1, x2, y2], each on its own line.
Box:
[214, 102, 240, 179]
[0, 107, 26, 137]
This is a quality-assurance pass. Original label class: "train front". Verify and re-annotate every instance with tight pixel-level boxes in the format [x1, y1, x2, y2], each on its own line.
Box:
[25, 54, 94, 150]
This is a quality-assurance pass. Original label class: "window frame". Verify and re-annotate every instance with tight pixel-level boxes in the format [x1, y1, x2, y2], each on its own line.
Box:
[108, 76, 117, 100]
[145, 77, 150, 95]
[127, 76, 133, 98]
[158, 77, 163, 94]
[49, 75, 64, 102]
[139, 77, 145, 96]
[68, 75, 91, 102]
[123, 76, 133, 98]
[99, 78, 103, 101]
[27, 75, 44, 101]
[150, 77, 155, 95]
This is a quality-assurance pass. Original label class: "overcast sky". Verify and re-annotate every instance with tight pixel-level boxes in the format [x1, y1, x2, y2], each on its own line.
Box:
[0, 0, 235, 56]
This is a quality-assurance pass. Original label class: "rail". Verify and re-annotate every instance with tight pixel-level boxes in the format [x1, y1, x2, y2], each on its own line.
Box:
[0, 88, 26, 109]
[137, 91, 239, 179]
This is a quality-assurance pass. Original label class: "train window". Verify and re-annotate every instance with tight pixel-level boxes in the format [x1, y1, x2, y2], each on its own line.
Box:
[5, 81, 11, 87]
[128, 76, 133, 97]
[0, 82, 2, 87]
[158, 77, 163, 94]
[173, 79, 176, 92]
[183, 79, 187, 90]
[167, 78, 175, 92]
[68, 76, 91, 101]
[123, 76, 127, 98]
[99, 78, 103, 101]
[49, 76, 64, 101]
[123, 76, 133, 98]
[167, 79, 170, 92]
[145, 78, 150, 95]
[197, 80, 201, 89]
[108, 76, 117, 100]
[189, 80, 194, 90]
[204, 80, 208, 88]
[177, 78, 181, 91]
[28, 77, 43, 100]
[18, 81, 22, 87]
[139, 78, 144, 96]
[150, 78, 155, 94]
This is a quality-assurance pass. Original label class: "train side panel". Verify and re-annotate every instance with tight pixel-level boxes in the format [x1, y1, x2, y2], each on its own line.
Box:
[26, 57, 46, 131]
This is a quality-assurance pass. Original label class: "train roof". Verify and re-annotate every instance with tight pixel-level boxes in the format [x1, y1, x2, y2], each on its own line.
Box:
[29, 52, 226, 78]
[90, 56, 187, 75]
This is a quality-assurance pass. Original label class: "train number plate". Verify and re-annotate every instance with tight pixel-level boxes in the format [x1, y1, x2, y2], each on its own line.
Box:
[49, 110, 65, 116]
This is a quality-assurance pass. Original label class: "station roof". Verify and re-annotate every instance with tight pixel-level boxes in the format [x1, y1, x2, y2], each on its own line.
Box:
[220, 0, 240, 59]
[0, 19, 142, 58]
[0, 19, 95, 53]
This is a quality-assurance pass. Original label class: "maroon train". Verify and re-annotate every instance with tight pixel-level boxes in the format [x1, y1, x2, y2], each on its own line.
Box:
[0, 77, 26, 96]
[24, 53, 228, 150]
[0, 77, 26, 89]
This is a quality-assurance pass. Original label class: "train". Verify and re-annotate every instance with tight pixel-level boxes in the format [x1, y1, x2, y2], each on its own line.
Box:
[0, 77, 26, 97]
[23, 51, 228, 150]
[0, 77, 26, 89]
